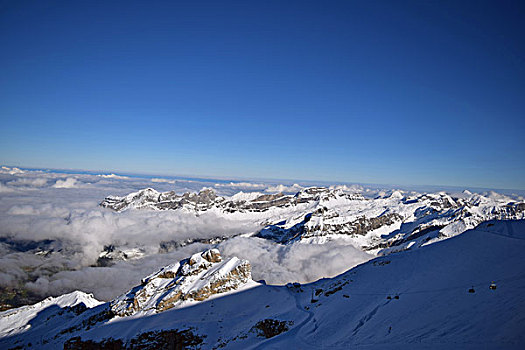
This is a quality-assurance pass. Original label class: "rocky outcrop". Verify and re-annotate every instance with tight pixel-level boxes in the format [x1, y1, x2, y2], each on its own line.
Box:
[64, 328, 204, 350]
[110, 249, 253, 316]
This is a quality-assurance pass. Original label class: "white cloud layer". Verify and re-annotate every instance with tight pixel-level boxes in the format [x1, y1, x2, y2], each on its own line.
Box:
[0, 169, 370, 302]
[2, 167, 521, 304]
[52, 177, 78, 188]
[0, 170, 264, 300]
[151, 178, 176, 184]
[265, 183, 303, 193]
[8, 177, 48, 187]
[97, 173, 130, 179]
[214, 182, 266, 189]
[0, 166, 25, 175]
[218, 237, 371, 285]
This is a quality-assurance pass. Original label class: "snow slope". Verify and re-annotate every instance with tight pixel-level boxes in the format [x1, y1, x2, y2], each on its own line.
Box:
[0, 291, 101, 339]
[1, 220, 524, 349]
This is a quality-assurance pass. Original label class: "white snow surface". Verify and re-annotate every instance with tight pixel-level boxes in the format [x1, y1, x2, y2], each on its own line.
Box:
[1, 220, 524, 349]
[0, 291, 101, 338]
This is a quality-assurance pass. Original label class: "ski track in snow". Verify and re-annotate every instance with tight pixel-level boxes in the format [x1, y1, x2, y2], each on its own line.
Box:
[352, 300, 393, 337]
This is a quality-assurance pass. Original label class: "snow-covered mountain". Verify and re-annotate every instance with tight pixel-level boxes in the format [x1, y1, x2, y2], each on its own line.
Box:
[111, 249, 255, 316]
[0, 291, 102, 339]
[101, 187, 525, 256]
[1, 220, 524, 349]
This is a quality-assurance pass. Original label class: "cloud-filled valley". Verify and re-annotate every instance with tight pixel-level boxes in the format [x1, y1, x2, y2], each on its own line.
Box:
[0, 168, 380, 302]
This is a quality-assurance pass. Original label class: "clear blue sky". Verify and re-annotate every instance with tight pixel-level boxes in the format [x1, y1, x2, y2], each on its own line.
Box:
[1, 0, 524, 189]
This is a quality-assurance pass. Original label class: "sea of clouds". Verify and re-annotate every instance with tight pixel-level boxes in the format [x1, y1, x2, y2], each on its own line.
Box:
[0, 167, 374, 301]
[2, 166, 522, 303]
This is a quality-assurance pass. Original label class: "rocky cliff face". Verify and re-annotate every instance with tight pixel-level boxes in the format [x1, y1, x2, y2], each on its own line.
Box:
[110, 249, 253, 316]
[257, 191, 525, 254]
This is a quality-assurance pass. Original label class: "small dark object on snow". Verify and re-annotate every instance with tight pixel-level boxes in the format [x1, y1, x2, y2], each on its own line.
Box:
[311, 289, 319, 303]
[387, 296, 392, 300]
[490, 282, 497, 290]
[394, 295, 399, 299]
[343, 294, 350, 298]
[468, 287, 475, 293]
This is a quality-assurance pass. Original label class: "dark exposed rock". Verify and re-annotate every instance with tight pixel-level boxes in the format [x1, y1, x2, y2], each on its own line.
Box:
[307, 212, 403, 237]
[251, 319, 293, 339]
[0, 286, 43, 311]
[64, 328, 203, 350]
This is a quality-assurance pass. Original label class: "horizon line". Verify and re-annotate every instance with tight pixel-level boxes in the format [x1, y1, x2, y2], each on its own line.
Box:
[3, 163, 525, 194]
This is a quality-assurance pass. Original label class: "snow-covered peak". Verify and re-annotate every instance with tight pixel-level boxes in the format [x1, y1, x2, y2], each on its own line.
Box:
[388, 190, 404, 200]
[0, 291, 101, 338]
[229, 191, 265, 203]
[111, 249, 255, 316]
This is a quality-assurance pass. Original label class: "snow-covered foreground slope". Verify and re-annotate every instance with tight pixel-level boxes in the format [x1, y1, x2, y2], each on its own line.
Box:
[1, 220, 524, 349]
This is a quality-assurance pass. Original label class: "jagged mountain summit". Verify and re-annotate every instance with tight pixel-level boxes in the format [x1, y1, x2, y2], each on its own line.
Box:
[101, 187, 525, 255]
[111, 249, 255, 316]
[1, 220, 524, 349]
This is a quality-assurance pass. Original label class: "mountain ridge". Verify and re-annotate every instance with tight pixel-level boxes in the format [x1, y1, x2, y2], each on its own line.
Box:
[100, 187, 525, 256]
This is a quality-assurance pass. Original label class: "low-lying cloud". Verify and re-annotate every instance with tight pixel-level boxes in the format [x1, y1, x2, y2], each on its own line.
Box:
[3, 167, 519, 305]
[0, 170, 264, 301]
[265, 183, 303, 193]
[8, 177, 48, 187]
[97, 174, 130, 179]
[214, 182, 266, 189]
[218, 237, 371, 285]
[53, 177, 78, 188]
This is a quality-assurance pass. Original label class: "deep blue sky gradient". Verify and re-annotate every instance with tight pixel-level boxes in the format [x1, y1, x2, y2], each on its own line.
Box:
[1, 0, 524, 189]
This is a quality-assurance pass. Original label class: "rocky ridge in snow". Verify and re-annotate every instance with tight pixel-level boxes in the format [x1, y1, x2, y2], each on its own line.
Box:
[111, 249, 254, 316]
[100, 186, 364, 213]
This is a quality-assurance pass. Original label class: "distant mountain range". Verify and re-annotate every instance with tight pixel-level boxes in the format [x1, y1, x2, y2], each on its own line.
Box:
[100, 186, 525, 257]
